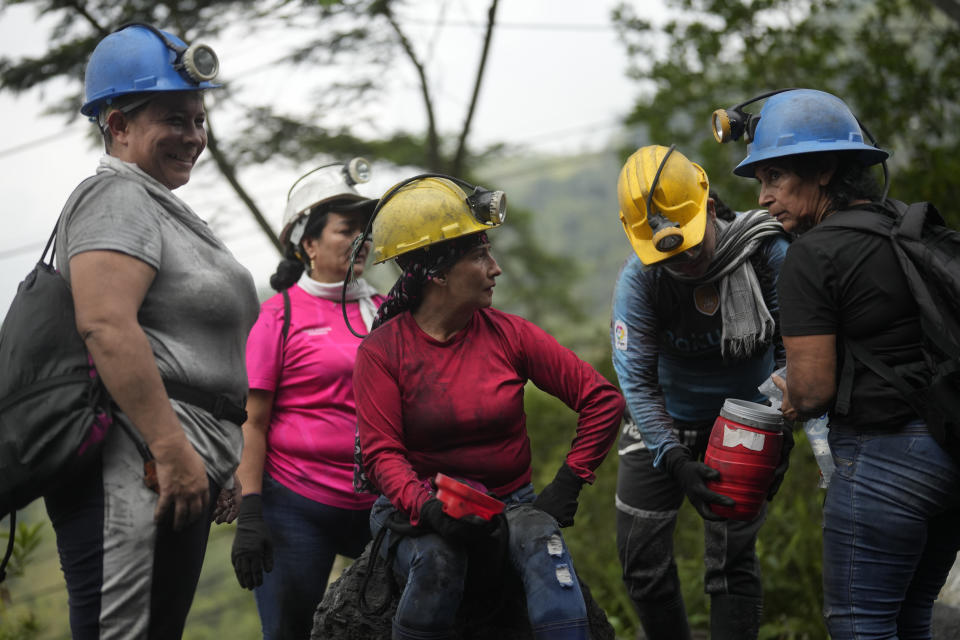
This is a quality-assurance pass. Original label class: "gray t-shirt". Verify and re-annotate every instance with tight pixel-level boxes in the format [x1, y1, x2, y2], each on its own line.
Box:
[55, 157, 259, 486]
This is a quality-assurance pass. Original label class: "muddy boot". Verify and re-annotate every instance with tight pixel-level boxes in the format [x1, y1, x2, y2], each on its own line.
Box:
[709, 594, 762, 640]
[634, 598, 692, 640]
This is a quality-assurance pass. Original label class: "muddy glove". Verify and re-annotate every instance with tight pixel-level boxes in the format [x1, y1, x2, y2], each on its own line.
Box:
[532, 463, 586, 527]
[662, 447, 734, 522]
[231, 494, 274, 589]
[767, 424, 795, 501]
[418, 498, 496, 544]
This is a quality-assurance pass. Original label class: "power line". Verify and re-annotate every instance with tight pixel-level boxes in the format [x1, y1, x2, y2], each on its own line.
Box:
[0, 241, 45, 261]
[0, 127, 80, 159]
[397, 19, 615, 31]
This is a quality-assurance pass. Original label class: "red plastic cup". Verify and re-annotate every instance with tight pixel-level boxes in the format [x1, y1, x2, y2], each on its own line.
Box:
[434, 473, 505, 521]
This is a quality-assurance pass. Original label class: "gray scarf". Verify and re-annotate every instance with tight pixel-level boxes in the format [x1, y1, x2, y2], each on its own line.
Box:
[97, 155, 223, 248]
[668, 210, 785, 359]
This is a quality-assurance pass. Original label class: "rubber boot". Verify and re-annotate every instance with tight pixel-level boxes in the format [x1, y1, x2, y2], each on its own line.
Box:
[709, 594, 762, 640]
[633, 598, 692, 640]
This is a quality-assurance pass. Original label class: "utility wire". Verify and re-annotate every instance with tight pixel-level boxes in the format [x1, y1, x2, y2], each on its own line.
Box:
[397, 19, 615, 31]
[0, 127, 81, 159]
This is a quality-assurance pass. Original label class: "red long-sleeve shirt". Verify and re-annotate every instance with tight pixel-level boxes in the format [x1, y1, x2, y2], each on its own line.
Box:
[354, 308, 624, 524]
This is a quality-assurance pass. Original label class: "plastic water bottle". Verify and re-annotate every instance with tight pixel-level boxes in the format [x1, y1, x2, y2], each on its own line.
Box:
[803, 414, 835, 489]
[759, 366, 835, 489]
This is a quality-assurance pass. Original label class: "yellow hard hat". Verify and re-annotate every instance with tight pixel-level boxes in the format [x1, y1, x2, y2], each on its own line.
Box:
[617, 145, 710, 266]
[371, 177, 505, 264]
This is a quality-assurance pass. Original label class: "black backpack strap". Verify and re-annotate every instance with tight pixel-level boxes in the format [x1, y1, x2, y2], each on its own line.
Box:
[282, 288, 291, 344]
[0, 510, 16, 584]
[834, 346, 857, 416]
[163, 379, 248, 426]
[898, 202, 927, 240]
[844, 337, 949, 446]
[844, 339, 920, 402]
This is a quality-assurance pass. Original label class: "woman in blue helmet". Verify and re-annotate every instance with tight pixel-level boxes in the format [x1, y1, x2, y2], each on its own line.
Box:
[43, 24, 259, 639]
[726, 88, 960, 638]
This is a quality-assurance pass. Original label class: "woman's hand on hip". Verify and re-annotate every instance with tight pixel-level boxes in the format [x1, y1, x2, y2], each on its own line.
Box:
[151, 431, 210, 531]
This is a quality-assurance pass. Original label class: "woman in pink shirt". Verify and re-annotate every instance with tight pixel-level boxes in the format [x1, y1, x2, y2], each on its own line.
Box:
[230, 159, 383, 640]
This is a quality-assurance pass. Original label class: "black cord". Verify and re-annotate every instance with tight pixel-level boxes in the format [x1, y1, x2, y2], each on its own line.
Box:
[0, 510, 17, 583]
[340, 172, 491, 339]
[645, 143, 677, 226]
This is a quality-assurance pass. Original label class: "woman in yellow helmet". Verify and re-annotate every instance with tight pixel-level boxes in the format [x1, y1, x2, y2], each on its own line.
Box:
[611, 145, 790, 640]
[353, 176, 625, 640]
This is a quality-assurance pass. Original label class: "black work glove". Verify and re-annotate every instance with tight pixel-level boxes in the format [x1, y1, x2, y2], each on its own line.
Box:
[662, 447, 735, 522]
[231, 494, 274, 590]
[418, 498, 496, 544]
[767, 424, 796, 501]
[532, 463, 586, 527]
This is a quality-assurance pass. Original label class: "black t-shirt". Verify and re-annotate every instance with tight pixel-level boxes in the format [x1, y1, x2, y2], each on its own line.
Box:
[778, 203, 923, 431]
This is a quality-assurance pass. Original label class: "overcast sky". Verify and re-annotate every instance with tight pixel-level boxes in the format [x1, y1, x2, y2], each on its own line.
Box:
[0, 1, 663, 313]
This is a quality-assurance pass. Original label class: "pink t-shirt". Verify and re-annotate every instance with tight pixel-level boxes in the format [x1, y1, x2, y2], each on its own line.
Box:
[246, 284, 382, 509]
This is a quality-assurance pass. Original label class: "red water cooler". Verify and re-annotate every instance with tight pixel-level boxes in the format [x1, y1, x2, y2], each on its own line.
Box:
[704, 398, 783, 521]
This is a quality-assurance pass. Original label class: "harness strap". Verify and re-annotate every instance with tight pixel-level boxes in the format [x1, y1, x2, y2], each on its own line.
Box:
[162, 379, 247, 426]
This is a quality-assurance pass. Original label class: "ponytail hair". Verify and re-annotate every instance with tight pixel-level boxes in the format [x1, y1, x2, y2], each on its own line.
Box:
[269, 244, 306, 292]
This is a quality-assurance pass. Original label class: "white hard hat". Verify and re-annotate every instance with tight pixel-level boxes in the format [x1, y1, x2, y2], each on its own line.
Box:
[280, 157, 374, 247]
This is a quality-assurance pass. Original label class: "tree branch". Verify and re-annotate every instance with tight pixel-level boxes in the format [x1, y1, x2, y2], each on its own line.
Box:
[383, 5, 441, 170]
[63, 0, 110, 36]
[204, 111, 282, 254]
[928, 0, 960, 27]
[452, 0, 499, 177]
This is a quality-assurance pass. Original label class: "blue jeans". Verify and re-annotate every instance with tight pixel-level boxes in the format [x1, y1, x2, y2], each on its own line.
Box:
[370, 484, 589, 640]
[823, 424, 960, 639]
[255, 474, 372, 640]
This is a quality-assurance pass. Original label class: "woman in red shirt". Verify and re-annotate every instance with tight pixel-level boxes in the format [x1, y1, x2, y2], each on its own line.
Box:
[353, 176, 624, 640]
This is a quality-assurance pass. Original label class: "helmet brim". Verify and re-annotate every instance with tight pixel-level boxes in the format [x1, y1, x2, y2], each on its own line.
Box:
[734, 139, 889, 178]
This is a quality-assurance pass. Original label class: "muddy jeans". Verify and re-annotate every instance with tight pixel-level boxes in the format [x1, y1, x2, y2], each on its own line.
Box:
[370, 484, 589, 640]
[615, 422, 765, 632]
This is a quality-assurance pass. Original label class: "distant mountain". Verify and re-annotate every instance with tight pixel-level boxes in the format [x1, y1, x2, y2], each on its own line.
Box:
[478, 149, 634, 321]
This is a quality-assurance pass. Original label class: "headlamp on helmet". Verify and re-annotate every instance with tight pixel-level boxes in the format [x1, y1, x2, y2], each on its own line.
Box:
[466, 187, 507, 226]
[710, 88, 793, 144]
[119, 23, 220, 84]
[345, 157, 371, 186]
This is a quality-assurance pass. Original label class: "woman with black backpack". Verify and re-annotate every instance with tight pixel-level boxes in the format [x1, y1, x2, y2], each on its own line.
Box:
[720, 87, 960, 639]
[44, 24, 259, 639]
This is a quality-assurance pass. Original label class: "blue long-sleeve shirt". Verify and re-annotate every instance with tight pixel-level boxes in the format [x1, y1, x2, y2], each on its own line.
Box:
[610, 229, 788, 467]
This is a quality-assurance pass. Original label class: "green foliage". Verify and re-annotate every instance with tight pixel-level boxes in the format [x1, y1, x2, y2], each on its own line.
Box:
[182, 524, 260, 639]
[0, 515, 49, 640]
[612, 0, 960, 223]
[0, 520, 44, 580]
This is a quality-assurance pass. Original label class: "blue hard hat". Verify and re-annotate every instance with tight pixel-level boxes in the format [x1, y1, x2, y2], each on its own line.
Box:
[81, 24, 220, 118]
[733, 89, 888, 178]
